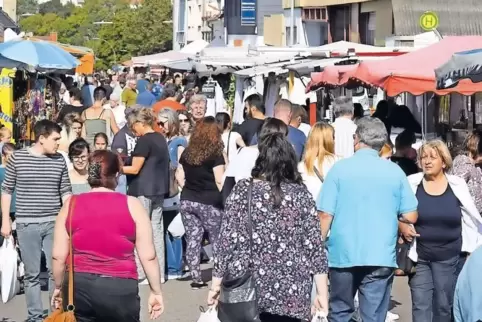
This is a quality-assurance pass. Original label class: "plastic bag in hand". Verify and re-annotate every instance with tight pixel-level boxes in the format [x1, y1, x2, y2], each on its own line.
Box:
[312, 310, 328, 322]
[197, 306, 220, 322]
[0, 236, 19, 303]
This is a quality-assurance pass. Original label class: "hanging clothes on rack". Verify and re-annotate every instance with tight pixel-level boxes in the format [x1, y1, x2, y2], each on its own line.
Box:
[203, 78, 227, 117]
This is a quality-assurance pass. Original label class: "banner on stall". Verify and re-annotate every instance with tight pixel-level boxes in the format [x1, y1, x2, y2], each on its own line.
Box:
[0, 69, 14, 134]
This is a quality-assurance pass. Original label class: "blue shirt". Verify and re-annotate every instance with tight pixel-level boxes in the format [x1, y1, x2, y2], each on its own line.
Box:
[152, 83, 163, 101]
[168, 136, 188, 167]
[454, 245, 482, 322]
[250, 125, 306, 161]
[81, 85, 95, 107]
[317, 148, 418, 268]
[137, 79, 149, 94]
[136, 91, 157, 107]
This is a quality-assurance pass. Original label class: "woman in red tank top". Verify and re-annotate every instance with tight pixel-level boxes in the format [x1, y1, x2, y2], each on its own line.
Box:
[51, 150, 165, 321]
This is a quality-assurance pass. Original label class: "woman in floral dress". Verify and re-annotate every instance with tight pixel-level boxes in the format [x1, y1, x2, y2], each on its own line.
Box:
[208, 132, 329, 322]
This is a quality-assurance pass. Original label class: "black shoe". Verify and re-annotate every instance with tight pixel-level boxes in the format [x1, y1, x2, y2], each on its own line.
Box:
[190, 282, 208, 290]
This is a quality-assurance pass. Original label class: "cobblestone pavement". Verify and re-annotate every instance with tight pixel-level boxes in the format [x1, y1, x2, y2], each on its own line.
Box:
[0, 269, 412, 322]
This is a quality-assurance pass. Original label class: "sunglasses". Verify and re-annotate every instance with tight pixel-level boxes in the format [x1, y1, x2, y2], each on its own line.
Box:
[179, 119, 189, 123]
[158, 120, 167, 127]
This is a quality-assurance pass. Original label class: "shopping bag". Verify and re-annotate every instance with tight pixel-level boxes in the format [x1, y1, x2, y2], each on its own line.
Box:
[197, 306, 221, 322]
[0, 236, 19, 303]
[167, 213, 185, 238]
[311, 310, 328, 322]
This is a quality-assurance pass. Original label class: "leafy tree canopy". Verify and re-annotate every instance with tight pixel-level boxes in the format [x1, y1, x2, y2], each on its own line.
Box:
[19, 0, 173, 70]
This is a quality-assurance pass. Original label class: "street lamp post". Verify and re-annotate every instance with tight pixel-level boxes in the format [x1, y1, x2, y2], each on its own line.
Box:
[93, 37, 117, 66]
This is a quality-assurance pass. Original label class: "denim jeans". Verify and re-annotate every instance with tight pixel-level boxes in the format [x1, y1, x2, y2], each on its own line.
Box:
[409, 255, 462, 322]
[16, 221, 55, 322]
[165, 232, 183, 276]
[135, 196, 164, 280]
[328, 266, 394, 322]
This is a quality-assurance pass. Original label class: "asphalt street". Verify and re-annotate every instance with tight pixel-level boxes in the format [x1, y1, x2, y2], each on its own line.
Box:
[0, 267, 413, 322]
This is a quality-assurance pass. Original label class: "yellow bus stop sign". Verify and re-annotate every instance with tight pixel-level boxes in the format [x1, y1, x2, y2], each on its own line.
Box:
[420, 11, 439, 31]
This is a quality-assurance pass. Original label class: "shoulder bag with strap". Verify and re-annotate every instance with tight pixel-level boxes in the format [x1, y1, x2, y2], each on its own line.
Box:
[217, 178, 260, 322]
[313, 166, 324, 183]
[44, 197, 77, 322]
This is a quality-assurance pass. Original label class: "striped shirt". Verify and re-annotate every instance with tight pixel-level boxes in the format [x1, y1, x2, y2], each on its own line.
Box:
[1, 148, 72, 223]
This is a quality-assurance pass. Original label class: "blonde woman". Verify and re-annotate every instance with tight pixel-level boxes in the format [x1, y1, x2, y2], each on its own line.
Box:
[400, 140, 482, 322]
[123, 107, 170, 283]
[298, 122, 340, 200]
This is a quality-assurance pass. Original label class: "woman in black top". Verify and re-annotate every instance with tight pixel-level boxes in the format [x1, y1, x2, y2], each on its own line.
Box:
[176, 116, 226, 289]
[402, 141, 470, 322]
[123, 107, 170, 283]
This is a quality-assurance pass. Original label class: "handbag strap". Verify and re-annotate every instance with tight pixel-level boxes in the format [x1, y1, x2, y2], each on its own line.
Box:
[313, 166, 324, 183]
[67, 196, 76, 309]
[247, 178, 254, 267]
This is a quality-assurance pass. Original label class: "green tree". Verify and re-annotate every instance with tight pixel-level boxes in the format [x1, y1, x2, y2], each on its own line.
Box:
[38, 0, 75, 18]
[17, 0, 38, 16]
[18, 0, 173, 69]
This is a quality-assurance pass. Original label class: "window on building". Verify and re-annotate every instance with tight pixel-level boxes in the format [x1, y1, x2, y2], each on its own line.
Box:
[202, 31, 213, 42]
[198, 26, 201, 32]
[286, 26, 298, 45]
[198, 4, 201, 11]
[189, 6, 191, 14]
[360, 11, 375, 45]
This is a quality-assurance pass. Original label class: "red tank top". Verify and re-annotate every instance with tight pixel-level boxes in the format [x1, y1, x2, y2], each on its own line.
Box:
[66, 192, 137, 279]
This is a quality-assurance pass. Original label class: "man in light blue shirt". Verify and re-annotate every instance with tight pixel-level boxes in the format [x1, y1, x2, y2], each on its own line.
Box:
[136, 82, 157, 107]
[317, 117, 418, 322]
[454, 245, 482, 322]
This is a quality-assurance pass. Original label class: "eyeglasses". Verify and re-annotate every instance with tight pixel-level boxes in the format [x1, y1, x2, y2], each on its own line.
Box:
[179, 119, 189, 123]
[72, 155, 88, 162]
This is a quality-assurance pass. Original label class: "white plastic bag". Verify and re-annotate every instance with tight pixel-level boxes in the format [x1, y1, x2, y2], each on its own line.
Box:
[0, 236, 19, 303]
[197, 306, 220, 322]
[168, 213, 185, 238]
[312, 310, 328, 322]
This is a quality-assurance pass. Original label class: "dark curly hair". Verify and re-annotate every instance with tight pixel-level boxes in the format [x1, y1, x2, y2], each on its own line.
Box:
[251, 132, 302, 206]
[182, 116, 224, 166]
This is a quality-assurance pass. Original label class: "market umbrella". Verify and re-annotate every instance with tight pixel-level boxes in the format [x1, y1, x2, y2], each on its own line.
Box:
[435, 48, 482, 90]
[0, 39, 79, 72]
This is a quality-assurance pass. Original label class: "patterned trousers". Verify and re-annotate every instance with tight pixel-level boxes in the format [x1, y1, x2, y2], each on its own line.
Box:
[135, 196, 165, 281]
[180, 200, 223, 283]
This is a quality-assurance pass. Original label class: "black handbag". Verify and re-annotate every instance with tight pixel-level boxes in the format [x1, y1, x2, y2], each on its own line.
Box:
[395, 217, 416, 276]
[218, 179, 260, 322]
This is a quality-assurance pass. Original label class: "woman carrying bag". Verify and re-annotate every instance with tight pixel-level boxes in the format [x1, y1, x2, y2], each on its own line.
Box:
[208, 133, 329, 322]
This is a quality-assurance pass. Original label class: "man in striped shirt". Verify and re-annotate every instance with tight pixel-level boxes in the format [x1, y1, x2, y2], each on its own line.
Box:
[1, 120, 72, 322]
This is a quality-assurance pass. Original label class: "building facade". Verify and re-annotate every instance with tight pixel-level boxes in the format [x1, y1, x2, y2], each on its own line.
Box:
[264, 0, 394, 47]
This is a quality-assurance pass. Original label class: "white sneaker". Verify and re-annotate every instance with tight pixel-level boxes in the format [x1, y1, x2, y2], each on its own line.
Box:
[386, 311, 400, 321]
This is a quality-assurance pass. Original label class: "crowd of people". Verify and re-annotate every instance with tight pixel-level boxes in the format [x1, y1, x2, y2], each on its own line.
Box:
[1, 72, 482, 322]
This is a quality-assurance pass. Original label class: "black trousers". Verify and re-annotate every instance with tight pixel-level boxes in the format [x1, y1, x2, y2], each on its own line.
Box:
[62, 272, 140, 322]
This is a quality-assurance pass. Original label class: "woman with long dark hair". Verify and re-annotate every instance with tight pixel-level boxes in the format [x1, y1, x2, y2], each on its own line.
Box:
[176, 116, 226, 289]
[209, 133, 329, 322]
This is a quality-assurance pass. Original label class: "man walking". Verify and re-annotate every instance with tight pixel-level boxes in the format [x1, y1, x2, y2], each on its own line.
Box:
[317, 117, 418, 322]
[1, 120, 72, 322]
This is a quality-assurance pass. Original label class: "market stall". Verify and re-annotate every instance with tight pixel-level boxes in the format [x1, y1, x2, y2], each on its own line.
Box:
[0, 39, 79, 144]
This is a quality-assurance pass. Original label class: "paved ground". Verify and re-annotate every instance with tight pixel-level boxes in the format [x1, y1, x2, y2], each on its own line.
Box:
[0, 268, 412, 322]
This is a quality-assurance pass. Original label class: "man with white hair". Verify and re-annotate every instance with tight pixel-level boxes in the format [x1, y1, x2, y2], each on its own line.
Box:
[332, 96, 357, 159]
[121, 79, 138, 107]
[104, 92, 127, 129]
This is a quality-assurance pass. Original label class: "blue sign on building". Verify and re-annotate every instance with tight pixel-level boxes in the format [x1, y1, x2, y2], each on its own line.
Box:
[241, 0, 256, 27]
